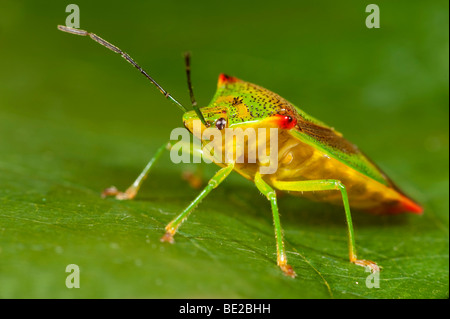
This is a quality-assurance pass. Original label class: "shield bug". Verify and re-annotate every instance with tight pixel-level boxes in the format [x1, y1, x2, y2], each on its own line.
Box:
[58, 25, 423, 278]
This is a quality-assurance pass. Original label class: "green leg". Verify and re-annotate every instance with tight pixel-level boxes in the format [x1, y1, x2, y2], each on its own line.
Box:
[161, 163, 235, 243]
[102, 139, 207, 200]
[102, 142, 171, 200]
[272, 179, 380, 272]
[255, 172, 296, 278]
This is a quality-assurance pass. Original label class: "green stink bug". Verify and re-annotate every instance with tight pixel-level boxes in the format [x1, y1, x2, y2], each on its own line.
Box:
[58, 25, 423, 278]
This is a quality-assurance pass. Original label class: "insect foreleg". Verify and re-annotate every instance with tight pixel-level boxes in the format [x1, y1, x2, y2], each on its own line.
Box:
[102, 142, 170, 200]
[102, 138, 209, 200]
[160, 162, 235, 244]
[271, 179, 380, 273]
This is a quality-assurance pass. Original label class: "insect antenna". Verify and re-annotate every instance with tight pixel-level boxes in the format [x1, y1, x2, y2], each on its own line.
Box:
[184, 52, 208, 126]
[57, 25, 188, 113]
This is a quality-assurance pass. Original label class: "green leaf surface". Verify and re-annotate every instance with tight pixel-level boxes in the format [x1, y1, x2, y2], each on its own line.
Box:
[0, 0, 448, 298]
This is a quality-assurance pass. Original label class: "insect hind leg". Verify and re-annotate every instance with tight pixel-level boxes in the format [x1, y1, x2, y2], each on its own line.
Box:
[272, 179, 380, 273]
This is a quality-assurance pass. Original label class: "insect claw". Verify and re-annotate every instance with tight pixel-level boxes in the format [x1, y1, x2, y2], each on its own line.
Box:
[116, 190, 136, 200]
[280, 264, 297, 278]
[160, 232, 175, 244]
[352, 259, 380, 273]
[101, 186, 119, 198]
[101, 186, 136, 200]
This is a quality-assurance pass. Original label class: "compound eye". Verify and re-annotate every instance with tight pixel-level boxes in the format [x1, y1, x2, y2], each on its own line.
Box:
[215, 117, 227, 130]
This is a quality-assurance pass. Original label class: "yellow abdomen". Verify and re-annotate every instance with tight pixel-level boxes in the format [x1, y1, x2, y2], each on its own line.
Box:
[222, 129, 420, 214]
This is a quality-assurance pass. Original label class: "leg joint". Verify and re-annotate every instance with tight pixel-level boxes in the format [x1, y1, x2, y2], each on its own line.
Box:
[208, 179, 218, 188]
[333, 180, 347, 193]
[266, 190, 277, 201]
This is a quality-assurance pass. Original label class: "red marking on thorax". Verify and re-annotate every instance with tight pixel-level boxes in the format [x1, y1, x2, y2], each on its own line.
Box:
[272, 115, 297, 130]
[218, 73, 238, 85]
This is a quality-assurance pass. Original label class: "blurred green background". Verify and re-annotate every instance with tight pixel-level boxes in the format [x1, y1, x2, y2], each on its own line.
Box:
[0, 0, 448, 298]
